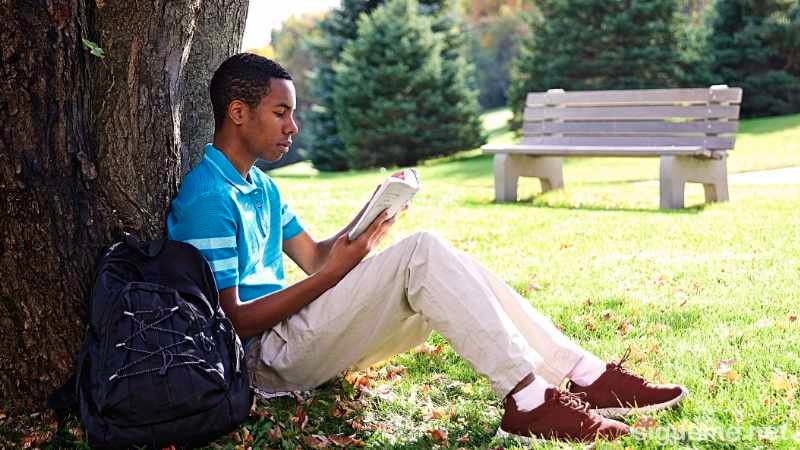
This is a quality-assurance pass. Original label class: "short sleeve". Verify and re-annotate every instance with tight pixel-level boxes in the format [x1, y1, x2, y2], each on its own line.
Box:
[280, 201, 303, 240]
[167, 194, 239, 290]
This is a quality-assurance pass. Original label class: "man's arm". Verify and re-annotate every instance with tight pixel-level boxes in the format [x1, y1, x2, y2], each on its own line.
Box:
[283, 188, 377, 275]
[220, 210, 395, 339]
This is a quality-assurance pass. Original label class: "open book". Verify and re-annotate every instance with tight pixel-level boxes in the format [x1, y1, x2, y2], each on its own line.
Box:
[347, 168, 420, 241]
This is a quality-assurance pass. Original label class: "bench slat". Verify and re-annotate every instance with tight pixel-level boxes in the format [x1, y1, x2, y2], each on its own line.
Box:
[524, 105, 740, 121]
[526, 87, 742, 106]
[522, 120, 739, 135]
[481, 144, 711, 157]
[519, 135, 734, 150]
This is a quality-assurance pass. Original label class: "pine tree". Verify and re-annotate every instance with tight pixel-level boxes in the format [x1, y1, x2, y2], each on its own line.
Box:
[709, 0, 800, 117]
[305, 0, 385, 171]
[333, 0, 484, 169]
[507, 0, 686, 128]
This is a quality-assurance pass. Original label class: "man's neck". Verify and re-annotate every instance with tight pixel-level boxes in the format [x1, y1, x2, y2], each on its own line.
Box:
[212, 133, 256, 179]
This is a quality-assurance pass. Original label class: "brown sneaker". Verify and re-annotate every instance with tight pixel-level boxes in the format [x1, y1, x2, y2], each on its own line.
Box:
[568, 350, 688, 418]
[498, 376, 630, 443]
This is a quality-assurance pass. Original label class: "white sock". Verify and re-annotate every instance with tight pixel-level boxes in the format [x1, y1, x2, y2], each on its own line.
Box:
[569, 353, 607, 386]
[511, 375, 551, 412]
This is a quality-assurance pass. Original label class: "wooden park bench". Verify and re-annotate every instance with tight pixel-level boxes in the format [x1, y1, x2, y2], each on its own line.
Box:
[482, 86, 743, 208]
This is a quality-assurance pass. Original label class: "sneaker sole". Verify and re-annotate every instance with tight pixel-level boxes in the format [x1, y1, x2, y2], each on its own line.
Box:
[593, 386, 688, 418]
[495, 428, 597, 449]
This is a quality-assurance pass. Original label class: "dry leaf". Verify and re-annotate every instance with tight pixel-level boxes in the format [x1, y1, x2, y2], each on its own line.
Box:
[303, 435, 330, 449]
[291, 406, 308, 431]
[228, 431, 242, 444]
[583, 298, 593, 307]
[241, 427, 253, 444]
[430, 428, 448, 444]
[715, 359, 736, 376]
[788, 314, 797, 322]
[559, 243, 573, 250]
[726, 370, 740, 383]
[618, 320, 634, 336]
[329, 434, 365, 447]
[633, 416, 657, 431]
[457, 434, 470, 444]
[268, 425, 282, 442]
[771, 372, 798, 397]
[601, 310, 612, 321]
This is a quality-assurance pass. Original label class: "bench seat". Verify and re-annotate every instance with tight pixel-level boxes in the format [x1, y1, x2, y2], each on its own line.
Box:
[482, 86, 743, 208]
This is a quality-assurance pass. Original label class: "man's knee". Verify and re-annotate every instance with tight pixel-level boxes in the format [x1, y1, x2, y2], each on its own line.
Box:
[411, 230, 448, 251]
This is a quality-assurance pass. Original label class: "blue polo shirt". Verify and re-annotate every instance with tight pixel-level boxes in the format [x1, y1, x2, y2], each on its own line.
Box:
[167, 144, 304, 302]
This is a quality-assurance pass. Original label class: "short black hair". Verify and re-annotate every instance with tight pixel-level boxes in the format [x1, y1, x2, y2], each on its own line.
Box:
[209, 53, 292, 130]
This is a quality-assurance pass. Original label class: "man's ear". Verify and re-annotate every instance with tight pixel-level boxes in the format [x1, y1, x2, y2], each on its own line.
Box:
[227, 100, 248, 126]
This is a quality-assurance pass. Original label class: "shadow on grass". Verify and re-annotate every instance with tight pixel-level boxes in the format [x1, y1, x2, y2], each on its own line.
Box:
[462, 196, 707, 215]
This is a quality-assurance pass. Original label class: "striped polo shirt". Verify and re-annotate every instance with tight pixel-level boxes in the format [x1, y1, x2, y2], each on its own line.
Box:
[167, 144, 303, 301]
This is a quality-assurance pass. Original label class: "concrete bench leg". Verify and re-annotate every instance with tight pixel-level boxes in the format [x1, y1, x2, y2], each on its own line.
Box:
[494, 154, 564, 202]
[659, 155, 729, 209]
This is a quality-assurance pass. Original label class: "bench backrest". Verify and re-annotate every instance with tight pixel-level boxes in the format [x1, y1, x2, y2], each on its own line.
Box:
[522, 86, 743, 154]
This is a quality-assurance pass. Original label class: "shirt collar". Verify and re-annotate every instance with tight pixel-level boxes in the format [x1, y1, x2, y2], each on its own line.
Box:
[203, 144, 256, 194]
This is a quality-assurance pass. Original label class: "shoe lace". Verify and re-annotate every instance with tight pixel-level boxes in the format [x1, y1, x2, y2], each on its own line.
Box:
[555, 390, 590, 412]
[607, 348, 646, 386]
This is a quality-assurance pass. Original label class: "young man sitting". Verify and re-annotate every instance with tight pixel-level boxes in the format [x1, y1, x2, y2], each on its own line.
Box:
[167, 53, 687, 443]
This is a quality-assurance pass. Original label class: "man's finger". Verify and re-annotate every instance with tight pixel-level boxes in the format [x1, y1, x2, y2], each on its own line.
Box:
[360, 210, 389, 241]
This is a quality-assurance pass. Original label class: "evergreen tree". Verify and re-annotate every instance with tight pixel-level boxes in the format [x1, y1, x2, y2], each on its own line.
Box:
[709, 0, 800, 117]
[305, 0, 385, 171]
[507, 0, 686, 128]
[333, 0, 484, 169]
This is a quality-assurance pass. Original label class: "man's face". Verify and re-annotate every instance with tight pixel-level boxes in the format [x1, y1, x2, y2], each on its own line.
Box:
[241, 78, 298, 162]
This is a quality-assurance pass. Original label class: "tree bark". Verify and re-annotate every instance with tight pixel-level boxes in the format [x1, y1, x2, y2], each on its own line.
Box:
[180, 0, 248, 177]
[0, 0, 206, 412]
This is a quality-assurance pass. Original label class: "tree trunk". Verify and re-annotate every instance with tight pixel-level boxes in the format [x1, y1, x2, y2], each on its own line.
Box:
[0, 0, 207, 412]
[181, 0, 248, 177]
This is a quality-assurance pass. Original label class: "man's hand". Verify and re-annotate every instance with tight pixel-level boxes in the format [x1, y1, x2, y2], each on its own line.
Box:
[321, 210, 396, 279]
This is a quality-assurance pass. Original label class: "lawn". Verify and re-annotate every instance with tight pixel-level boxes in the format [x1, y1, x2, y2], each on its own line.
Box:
[18, 112, 798, 449]
[241, 110, 799, 449]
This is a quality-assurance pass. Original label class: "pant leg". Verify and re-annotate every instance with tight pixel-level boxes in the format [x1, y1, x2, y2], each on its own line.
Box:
[248, 231, 584, 397]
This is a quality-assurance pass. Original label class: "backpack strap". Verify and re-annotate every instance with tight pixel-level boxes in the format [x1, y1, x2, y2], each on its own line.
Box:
[124, 232, 166, 258]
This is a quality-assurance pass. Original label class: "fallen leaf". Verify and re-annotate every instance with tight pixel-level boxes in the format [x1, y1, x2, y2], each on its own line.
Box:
[633, 416, 657, 431]
[267, 425, 282, 442]
[771, 371, 798, 397]
[584, 320, 596, 332]
[241, 427, 253, 444]
[291, 406, 308, 431]
[430, 428, 448, 444]
[559, 243, 573, 250]
[228, 431, 242, 444]
[789, 314, 797, 322]
[726, 370, 740, 383]
[583, 298, 593, 307]
[20, 435, 35, 449]
[457, 434, 470, 444]
[330, 403, 349, 418]
[618, 320, 634, 336]
[303, 435, 330, 449]
[329, 434, 365, 447]
[416, 342, 444, 355]
[715, 359, 736, 377]
[601, 310, 612, 321]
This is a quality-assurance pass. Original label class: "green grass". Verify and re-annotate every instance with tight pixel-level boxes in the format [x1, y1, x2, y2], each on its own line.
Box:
[218, 111, 800, 449]
[15, 112, 799, 449]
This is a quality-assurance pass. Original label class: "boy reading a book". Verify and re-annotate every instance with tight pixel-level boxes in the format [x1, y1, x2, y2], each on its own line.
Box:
[167, 53, 687, 443]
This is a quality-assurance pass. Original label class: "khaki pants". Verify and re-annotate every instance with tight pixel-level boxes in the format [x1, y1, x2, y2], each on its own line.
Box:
[246, 231, 587, 398]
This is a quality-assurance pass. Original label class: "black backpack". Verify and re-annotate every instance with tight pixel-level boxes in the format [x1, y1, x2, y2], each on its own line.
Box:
[68, 234, 253, 448]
